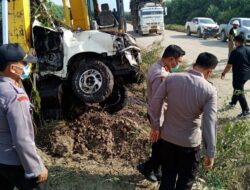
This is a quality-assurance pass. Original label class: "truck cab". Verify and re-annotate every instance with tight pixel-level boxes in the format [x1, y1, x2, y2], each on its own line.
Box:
[138, 4, 165, 35]
[185, 17, 219, 38]
[130, 0, 165, 36]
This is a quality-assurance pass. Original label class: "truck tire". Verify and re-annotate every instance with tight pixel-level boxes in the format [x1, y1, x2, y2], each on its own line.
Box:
[186, 27, 191, 36]
[197, 28, 202, 38]
[220, 30, 227, 42]
[99, 84, 128, 114]
[138, 28, 143, 36]
[203, 33, 207, 40]
[71, 60, 114, 103]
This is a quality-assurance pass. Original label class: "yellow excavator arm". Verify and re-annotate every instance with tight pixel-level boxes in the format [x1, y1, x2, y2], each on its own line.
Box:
[68, 0, 90, 30]
[8, 0, 31, 51]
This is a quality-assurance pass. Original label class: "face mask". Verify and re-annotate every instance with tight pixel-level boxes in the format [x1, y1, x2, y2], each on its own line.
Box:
[171, 64, 180, 73]
[13, 64, 31, 80]
[21, 64, 31, 80]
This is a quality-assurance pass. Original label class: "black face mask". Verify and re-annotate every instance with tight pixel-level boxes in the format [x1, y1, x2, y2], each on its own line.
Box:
[233, 26, 237, 29]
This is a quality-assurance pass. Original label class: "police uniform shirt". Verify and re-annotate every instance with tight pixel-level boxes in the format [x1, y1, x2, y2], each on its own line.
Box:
[0, 76, 44, 177]
[147, 60, 169, 126]
[148, 70, 217, 158]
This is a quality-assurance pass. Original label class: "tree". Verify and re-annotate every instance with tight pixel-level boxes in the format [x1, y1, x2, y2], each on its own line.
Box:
[165, 0, 250, 24]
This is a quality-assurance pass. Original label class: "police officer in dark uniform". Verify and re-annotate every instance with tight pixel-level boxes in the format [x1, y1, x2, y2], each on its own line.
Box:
[0, 43, 48, 189]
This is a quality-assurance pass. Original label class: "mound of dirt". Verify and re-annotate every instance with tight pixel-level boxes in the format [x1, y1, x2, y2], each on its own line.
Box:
[48, 108, 150, 163]
[36, 84, 151, 164]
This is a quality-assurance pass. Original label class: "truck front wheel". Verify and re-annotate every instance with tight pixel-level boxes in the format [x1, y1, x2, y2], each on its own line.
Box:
[197, 28, 202, 38]
[186, 27, 191, 36]
[99, 84, 128, 114]
[71, 60, 114, 103]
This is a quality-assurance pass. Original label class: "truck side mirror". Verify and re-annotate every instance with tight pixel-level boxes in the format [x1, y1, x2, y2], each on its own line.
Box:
[164, 7, 167, 16]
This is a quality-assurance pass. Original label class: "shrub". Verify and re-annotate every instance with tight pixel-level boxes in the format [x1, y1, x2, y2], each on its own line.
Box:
[165, 24, 186, 33]
[197, 121, 250, 189]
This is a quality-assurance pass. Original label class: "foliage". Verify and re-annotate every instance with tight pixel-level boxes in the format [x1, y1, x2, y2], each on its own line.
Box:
[165, 0, 250, 24]
[46, 1, 64, 20]
[30, 1, 64, 27]
[165, 24, 185, 33]
[197, 121, 250, 189]
[141, 41, 163, 72]
[124, 12, 131, 21]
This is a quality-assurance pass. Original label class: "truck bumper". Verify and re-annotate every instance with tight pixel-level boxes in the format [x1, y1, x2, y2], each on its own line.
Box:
[141, 26, 164, 34]
[245, 33, 250, 44]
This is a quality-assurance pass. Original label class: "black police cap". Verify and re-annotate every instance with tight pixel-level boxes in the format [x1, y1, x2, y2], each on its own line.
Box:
[0, 43, 37, 70]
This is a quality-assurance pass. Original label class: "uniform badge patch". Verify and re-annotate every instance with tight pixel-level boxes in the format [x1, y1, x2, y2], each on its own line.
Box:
[17, 96, 29, 101]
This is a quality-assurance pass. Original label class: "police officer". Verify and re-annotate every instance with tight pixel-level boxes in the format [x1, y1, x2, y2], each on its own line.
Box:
[149, 52, 218, 189]
[0, 43, 48, 189]
[137, 45, 185, 182]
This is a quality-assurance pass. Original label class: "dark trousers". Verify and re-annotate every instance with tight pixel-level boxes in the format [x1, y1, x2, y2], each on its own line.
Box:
[0, 164, 45, 190]
[144, 140, 161, 173]
[231, 79, 249, 112]
[159, 140, 200, 190]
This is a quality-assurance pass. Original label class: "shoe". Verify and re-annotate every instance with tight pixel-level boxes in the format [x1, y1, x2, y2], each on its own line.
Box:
[153, 167, 162, 181]
[229, 102, 236, 108]
[136, 163, 158, 182]
[226, 102, 236, 109]
[237, 111, 250, 118]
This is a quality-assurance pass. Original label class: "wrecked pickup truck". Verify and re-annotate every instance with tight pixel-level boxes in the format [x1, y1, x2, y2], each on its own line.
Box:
[31, 20, 142, 119]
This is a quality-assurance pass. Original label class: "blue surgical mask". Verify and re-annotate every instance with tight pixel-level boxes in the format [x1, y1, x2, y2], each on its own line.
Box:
[171, 64, 180, 73]
[21, 64, 31, 80]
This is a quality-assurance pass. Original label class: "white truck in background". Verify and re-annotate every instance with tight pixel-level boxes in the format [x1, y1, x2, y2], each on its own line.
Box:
[130, 0, 166, 35]
[185, 17, 219, 38]
[218, 17, 250, 43]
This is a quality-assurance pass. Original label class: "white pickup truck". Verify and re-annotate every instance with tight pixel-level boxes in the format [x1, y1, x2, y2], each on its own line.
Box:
[185, 17, 219, 38]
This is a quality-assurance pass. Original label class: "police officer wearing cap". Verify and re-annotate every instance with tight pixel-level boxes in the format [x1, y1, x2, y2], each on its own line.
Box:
[0, 43, 48, 189]
[137, 45, 185, 182]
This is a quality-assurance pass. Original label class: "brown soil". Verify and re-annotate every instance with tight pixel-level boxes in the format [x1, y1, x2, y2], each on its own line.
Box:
[38, 84, 151, 164]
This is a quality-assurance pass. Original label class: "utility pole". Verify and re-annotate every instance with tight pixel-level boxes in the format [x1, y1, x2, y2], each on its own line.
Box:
[2, 0, 8, 44]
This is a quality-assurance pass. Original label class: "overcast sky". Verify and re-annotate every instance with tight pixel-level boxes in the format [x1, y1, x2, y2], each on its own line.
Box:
[52, 0, 130, 12]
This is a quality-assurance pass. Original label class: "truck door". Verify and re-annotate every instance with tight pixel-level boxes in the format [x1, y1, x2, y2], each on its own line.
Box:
[191, 18, 198, 32]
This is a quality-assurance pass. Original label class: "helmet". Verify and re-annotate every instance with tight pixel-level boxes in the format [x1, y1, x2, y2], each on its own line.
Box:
[232, 20, 240, 25]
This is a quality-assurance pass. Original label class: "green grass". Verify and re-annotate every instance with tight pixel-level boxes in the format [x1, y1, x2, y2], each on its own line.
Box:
[197, 121, 250, 189]
[165, 24, 186, 33]
[141, 41, 163, 72]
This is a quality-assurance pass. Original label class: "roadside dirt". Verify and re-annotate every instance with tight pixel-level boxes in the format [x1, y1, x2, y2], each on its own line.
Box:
[37, 29, 250, 190]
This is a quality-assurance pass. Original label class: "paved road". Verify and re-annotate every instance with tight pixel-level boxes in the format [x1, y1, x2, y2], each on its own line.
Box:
[127, 25, 250, 118]
[127, 24, 228, 68]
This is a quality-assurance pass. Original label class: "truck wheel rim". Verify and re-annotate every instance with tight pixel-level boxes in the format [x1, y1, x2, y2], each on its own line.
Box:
[79, 69, 103, 94]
